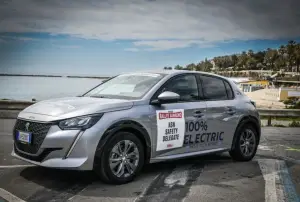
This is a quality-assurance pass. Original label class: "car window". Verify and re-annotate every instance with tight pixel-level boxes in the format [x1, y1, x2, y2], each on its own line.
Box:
[161, 74, 199, 102]
[200, 75, 228, 101]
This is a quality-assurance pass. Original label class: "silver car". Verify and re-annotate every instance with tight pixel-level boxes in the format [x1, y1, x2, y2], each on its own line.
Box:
[11, 70, 261, 184]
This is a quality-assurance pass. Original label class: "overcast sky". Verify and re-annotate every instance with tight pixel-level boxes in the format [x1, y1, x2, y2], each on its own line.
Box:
[1, 0, 300, 76]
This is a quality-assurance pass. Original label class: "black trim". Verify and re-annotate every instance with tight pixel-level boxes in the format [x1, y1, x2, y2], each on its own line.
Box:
[93, 120, 152, 166]
[195, 74, 205, 100]
[231, 115, 261, 150]
[14, 144, 62, 162]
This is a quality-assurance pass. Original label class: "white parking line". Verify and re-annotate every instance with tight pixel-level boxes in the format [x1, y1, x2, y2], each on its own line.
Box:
[258, 159, 280, 202]
[258, 159, 299, 202]
[0, 188, 25, 202]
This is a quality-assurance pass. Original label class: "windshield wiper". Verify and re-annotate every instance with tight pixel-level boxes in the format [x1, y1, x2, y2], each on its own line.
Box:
[90, 95, 109, 98]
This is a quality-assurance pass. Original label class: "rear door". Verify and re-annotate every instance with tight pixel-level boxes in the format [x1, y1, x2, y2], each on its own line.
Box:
[149, 73, 208, 158]
[198, 74, 240, 150]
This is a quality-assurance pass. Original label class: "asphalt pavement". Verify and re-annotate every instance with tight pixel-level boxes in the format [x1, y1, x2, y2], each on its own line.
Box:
[0, 119, 300, 202]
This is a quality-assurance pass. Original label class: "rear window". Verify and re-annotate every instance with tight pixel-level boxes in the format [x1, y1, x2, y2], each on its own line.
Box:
[200, 75, 233, 101]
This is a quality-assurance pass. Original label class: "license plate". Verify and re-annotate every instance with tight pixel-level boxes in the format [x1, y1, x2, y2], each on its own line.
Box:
[16, 131, 32, 144]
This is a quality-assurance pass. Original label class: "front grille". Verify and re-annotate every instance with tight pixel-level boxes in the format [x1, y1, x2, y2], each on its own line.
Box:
[13, 119, 53, 154]
[14, 144, 61, 162]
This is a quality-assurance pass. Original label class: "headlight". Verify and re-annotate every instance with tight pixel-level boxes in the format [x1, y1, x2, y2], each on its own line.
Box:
[58, 114, 103, 130]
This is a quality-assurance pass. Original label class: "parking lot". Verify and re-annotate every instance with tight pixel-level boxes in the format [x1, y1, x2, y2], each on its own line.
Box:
[0, 119, 300, 202]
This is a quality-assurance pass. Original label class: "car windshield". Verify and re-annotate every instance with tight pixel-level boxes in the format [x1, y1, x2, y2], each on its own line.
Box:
[83, 73, 165, 100]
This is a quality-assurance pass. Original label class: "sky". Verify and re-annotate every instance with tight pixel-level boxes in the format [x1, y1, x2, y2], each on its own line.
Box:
[0, 0, 300, 76]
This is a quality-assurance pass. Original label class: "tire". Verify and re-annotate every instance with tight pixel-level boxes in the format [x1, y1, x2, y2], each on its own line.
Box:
[94, 131, 145, 184]
[229, 123, 258, 161]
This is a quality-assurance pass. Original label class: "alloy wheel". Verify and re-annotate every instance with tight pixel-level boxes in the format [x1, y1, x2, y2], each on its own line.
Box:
[239, 129, 256, 157]
[109, 140, 140, 178]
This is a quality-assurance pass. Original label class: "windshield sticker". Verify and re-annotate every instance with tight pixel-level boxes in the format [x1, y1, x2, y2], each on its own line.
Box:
[156, 109, 185, 151]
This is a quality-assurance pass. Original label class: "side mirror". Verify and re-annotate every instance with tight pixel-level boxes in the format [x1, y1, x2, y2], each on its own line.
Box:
[151, 91, 180, 105]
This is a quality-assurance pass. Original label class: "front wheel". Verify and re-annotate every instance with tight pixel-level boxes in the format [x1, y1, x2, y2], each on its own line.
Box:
[229, 124, 258, 161]
[94, 131, 145, 184]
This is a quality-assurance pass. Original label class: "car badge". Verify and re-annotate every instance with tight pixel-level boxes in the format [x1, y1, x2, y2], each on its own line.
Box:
[25, 122, 30, 132]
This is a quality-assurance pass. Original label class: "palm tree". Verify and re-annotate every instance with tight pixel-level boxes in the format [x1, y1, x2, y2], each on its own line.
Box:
[237, 51, 248, 69]
[264, 48, 278, 70]
[231, 54, 238, 67]
[286, 40, 296, 71]
[294, 43, 300, 73]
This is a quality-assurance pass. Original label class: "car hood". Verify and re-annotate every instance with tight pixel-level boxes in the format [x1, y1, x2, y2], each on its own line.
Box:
[18, 97, 134, 121]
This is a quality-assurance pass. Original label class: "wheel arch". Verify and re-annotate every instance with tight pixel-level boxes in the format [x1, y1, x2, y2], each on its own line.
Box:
[93, 120, 152, 168]
[231, 115, 261, 150]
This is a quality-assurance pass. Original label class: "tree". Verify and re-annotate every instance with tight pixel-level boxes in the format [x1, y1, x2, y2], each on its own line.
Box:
[231, 54, 238, 67]
[172, 40, 299, 74]
[186, 63, 196, 71]
[286, 40, 296, 71]
[237, 51, 248, 69]
[247, 49, 254, 57]
[294, 43, 300, 72]
[264, 48, 278, 70]
[174, 65, 183, 70]
[246, 57, 257, 70]
[196, 58, 213, 72]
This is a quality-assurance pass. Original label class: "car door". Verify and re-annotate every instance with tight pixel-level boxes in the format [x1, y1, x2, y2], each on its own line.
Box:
[198, 74, 240, 150]
[148, 73, 208, 159]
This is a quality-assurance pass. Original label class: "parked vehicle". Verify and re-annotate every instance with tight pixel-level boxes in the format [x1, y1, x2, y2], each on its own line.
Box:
[11, 70, 261, 184]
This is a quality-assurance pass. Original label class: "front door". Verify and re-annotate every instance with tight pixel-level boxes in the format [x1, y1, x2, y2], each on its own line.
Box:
[149, 73, 208, 159]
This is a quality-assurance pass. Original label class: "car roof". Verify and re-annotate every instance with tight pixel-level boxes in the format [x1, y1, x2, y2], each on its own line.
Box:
[123, 69, 230, 81]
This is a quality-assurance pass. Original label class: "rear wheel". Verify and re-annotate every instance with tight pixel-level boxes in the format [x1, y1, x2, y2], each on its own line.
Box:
[94, 131, 145, 184]
[229, 124, 258, 161]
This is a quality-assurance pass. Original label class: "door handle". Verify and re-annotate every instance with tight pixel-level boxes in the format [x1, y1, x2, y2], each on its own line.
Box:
[193, 110, 204, 118]
[225, 107, 236, 115]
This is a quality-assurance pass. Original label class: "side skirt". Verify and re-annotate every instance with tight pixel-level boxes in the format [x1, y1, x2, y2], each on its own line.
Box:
[149, 148, 230, 163]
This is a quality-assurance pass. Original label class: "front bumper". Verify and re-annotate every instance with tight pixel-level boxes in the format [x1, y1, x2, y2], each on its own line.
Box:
[11, 121, 93, 170]
[11, 149, 88, 169]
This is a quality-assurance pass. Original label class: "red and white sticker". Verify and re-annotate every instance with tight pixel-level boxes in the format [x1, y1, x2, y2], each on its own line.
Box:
[156, 109, 185, 151]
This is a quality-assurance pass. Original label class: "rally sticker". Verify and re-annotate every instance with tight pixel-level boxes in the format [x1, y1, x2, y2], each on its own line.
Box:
[156, 109, 185, 151]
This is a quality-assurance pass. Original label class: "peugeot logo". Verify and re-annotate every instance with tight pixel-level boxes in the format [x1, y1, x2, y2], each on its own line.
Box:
[25, 122, 30, 131]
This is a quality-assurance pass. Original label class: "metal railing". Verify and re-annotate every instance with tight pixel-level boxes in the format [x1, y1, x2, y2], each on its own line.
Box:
[257, 108, 300, 126]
